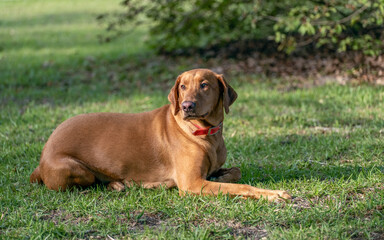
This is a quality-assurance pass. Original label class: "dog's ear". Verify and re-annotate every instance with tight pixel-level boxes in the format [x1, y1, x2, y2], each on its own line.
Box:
[217, 74, 237, 114]
[168, 75, 182, 115]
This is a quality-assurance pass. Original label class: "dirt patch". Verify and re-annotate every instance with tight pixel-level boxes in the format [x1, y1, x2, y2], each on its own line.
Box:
[225, 221, 268, 239]
[370, 231, 384, 240]
[39, 209, 169, 239]
[127, 212, 269, 239]
[163, 39, 384, 86]
[39, 209, 82, 225]
[222, 52, 384, 86]
[125, 211, 167, 231]
[189, 218, 267, 239]
[351, 231, 384, 240]
[291, 197, 314, 211]
[39, 209, 166, 228]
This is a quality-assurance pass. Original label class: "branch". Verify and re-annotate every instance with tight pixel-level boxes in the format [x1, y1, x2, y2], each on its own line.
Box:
[264, 3, 370, 26]
[314, 3, 370, 26]
[295, 33, 321, 47]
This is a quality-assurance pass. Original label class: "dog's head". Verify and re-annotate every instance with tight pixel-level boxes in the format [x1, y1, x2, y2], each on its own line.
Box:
[168, 69, 237, 124]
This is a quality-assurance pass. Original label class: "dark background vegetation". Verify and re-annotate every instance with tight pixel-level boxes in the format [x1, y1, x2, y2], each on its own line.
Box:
[100, 0, 384, 84]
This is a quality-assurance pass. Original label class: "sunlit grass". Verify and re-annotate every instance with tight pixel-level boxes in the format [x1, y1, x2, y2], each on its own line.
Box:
[1, 0, 384, 239]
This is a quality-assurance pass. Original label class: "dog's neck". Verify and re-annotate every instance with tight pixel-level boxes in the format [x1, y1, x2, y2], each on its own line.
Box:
[190, 121, 222, 136]
[172, 110, 223, 138]
[190, 119, 216, 128]
[186, 118, 224, 137]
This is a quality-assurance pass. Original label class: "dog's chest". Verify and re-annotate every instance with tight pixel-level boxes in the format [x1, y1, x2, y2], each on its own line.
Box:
[204, 138, 226, 176]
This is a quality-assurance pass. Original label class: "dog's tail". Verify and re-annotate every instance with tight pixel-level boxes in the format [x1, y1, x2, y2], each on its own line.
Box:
[30, 166, 43, 184]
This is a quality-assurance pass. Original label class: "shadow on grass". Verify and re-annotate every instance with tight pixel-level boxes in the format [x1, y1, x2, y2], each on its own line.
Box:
[0, 54, 185, 109]
[228, 132, 384, 185]
[235, 84, 384, 129]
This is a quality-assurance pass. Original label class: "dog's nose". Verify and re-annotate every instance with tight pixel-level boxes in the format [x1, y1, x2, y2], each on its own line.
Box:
[182, 101, 196, 112]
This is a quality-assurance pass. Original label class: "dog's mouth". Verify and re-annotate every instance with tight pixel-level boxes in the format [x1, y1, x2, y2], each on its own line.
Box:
[183, 112, 209, 120]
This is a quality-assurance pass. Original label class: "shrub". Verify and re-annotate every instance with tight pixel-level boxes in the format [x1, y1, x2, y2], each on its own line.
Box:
[100, 0, 384, 56]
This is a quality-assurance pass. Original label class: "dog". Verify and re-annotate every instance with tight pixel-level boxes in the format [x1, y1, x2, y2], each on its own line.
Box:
[30, 69, 291, 201]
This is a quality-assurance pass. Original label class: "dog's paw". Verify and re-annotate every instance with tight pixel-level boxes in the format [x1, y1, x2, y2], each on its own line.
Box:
[276, 190, 292, 200]
[271, 190, 292, 202]
[226, 167, 242, 182]
[209, 167, 242, 183]
[265, 190, 292, 202]
[107, 181, 125, 191]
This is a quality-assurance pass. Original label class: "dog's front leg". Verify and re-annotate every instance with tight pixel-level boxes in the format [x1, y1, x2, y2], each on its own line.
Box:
[178, 178, 291, 201]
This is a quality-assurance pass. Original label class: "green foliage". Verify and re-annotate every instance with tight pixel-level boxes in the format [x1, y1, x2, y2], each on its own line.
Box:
[105, 0, 384, 55]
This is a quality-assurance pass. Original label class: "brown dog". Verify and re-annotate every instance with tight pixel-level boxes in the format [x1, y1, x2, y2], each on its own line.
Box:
[30, 69, 291, 201]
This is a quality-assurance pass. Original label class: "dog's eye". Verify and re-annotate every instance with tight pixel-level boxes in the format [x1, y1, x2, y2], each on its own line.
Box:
[200, 83, 208, 89]
[180, 84, 186, 90]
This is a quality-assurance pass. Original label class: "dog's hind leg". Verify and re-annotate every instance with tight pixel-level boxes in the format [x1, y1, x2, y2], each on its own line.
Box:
[107, 181, 125, 191]
[40, 156, 96, 191]
[207, 167, 241, 183]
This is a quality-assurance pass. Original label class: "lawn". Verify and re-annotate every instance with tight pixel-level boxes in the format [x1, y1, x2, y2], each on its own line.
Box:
[1, 0, 384, 239]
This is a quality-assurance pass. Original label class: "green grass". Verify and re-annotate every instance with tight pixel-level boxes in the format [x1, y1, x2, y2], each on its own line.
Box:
[1, 0, 384, 239]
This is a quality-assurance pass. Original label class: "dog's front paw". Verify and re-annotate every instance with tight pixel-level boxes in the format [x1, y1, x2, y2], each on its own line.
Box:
[276, 190, 292, 200]
[265, 190, 292, 202]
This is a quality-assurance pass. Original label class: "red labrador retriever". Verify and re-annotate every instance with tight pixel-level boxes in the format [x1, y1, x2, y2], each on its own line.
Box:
[30, 69, 291, 201]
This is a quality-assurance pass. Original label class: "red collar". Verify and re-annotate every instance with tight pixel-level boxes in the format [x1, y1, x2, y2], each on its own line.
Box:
[192, 122, 222, 136]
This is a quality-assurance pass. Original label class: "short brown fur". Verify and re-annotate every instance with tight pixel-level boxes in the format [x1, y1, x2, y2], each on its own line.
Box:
[30, 69, 291, 201]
